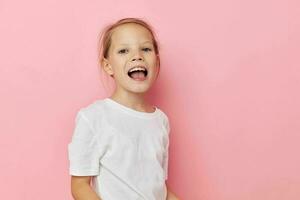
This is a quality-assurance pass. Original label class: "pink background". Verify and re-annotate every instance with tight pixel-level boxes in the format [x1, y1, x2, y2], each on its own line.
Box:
[0, 0, 299, 199]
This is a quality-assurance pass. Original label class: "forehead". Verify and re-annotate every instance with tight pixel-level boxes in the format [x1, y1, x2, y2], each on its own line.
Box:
[110, 23, 153, 46]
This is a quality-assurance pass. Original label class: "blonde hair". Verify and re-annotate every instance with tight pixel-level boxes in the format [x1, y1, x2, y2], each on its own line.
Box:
[97, 18, 161, 93]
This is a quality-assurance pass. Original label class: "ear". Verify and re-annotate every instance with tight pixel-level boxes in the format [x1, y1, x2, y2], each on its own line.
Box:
[155, 55, 160, 80]
[157, 55, 160, 68]
[102, 58, 114, 77]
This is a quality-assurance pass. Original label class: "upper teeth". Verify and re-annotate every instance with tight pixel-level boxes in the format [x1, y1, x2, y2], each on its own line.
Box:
[129, 66, 146, 73]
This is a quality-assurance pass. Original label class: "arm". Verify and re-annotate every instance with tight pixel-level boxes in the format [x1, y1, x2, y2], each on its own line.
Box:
[166, 185, 180, 200]
[71, 176, 102, 200]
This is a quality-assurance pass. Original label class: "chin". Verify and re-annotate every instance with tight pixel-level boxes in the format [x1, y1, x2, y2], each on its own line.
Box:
[128, 86, 151, 94]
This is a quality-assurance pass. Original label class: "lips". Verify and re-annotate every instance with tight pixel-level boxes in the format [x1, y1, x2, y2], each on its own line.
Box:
[127, 65, 147, 73]
[127, 65, 148, 79]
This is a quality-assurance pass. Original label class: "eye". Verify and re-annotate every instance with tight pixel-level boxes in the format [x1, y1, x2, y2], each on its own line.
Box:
[118, 49, 128, 54]
[143, 47, 152, 52]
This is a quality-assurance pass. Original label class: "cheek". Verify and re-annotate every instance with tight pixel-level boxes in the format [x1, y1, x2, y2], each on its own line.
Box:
[111, 59, 125, 70]
[112, 63, 128, 79]
[153, 59, 159, 69]
[147, 55, 158, 66]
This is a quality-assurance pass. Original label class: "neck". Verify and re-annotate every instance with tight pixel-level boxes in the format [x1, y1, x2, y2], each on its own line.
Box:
[109, 88, 154, 113]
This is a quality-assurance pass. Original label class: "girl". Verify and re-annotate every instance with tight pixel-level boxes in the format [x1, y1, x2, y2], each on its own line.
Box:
[68, 18, 180, 200]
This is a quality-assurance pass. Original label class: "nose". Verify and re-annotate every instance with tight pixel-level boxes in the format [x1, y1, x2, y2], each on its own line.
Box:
[131, 50, 144, 62]
[132, 57, 143, 62]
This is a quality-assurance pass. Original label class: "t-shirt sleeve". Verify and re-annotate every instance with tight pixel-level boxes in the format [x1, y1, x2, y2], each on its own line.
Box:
[162, 114, 170, 181]
[68, 110, 105, 176]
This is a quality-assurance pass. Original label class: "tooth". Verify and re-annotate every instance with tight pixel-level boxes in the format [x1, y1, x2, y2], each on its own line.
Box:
[129, 66, 146, 73]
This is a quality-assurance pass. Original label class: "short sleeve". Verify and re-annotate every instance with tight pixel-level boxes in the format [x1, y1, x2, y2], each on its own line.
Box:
[68, 110, 105, 176]
[162, 114, 170, 180]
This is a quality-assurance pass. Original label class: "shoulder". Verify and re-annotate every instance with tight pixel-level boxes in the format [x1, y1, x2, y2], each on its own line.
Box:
[158, 109, 169, 121]
[156, 107, 170, 132]
[74, 98, 107, 128]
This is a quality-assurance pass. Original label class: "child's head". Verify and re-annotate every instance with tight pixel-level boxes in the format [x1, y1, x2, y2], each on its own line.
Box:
[98, 18, 161, 95]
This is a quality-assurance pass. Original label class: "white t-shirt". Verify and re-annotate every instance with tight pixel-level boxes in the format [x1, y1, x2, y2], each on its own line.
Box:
[68, 97, 170, 200]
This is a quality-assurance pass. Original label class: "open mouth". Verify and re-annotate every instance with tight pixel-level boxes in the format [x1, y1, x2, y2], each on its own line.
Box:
[127, 66, 148, 81]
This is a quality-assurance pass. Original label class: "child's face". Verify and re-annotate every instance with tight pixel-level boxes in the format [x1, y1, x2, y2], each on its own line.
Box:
[102, 23, 159, 95]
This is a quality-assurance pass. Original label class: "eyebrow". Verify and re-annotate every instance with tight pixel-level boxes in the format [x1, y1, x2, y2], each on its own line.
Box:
[118, 41, 153, 46]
